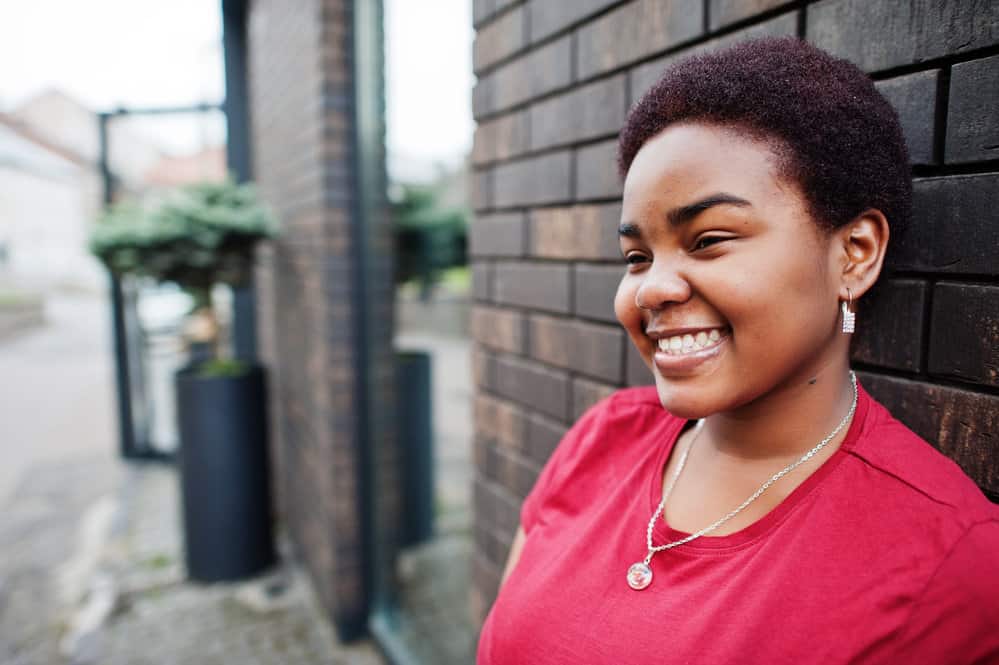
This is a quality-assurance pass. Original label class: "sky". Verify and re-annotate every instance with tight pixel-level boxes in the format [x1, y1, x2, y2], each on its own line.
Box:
[0, 0, 473, 179]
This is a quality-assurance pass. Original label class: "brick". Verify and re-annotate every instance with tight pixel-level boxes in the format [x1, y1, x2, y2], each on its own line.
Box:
[529, 75, 627, 150]
[494, 261, 571, 313]
[470, 212, 528, 258]
[487, 479, 522, 533]
[929, 283, 999, 388]
[472, 345, 498, 390]
[472, 261, 493, 301]
[472, 168, 493, 211]
[474, 392, 529, 449]
[626, 341, 654, 386]
[473, 0, 495, 27]
[473, 475, 496, 525]
[889, 174, 999, 276]
[572, 376, 618, 420]
[473, 77, 492, 119]
[494, 355, 571, 419]
[807, 0, 999, 73]
[874, 70, 939, 166]
[526, 34, 574, 98]
[530, 203, 622, 260]
[528, 0, 623, 42]
[851, 279, 927, 372]
[474, 5, 527, 73]
[500, 448, 543, 499]
[528, 313, 574, 368]
[576, 139, 623, 200]
[485, 34, 573, 114]
[476, 435, 501, 481]
[493, 151, 572, 207]
[471, 551, 502, 623]
[946, 55, 999, 164]
[573, 320, 625, 382]
[470, 305, 526, 353]
[576, 0, 703, 80]
[859, 373, 999, 495]
[631, 11, 799, 105]
[475, 521, 509, 567]
[574, 263, 622, 323]
[472, 110, 530, 165]
[494, 0, 520, 15]
[526, 412, 568, 465]
[528, 314, 623, 381]
[709, 0, 795, 30]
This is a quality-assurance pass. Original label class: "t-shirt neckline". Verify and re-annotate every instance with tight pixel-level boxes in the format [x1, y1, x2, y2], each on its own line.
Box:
[645, 384, 873, 552]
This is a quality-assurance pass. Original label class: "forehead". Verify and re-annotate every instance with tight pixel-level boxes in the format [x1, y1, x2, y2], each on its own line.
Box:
[622, 123, 793, 215]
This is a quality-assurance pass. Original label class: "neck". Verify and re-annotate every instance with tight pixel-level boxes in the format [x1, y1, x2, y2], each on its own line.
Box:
[702, 359, 857, 463]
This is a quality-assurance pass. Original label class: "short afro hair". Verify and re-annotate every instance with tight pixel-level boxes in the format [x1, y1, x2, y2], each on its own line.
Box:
[618, 37, 911, 234]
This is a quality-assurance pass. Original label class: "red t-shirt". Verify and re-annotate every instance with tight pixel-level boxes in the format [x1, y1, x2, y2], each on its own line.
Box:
[477, 384, 999, 664]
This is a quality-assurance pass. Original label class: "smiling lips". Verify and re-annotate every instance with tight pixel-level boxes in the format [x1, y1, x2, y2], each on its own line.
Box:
[654, 327, 727, 356]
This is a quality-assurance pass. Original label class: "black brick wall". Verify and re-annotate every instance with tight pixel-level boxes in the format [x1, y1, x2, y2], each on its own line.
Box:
[469, 0, 999, 627]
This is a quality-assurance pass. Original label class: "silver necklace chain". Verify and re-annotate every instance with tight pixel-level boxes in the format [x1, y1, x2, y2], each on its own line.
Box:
[626, 372, 858, 590]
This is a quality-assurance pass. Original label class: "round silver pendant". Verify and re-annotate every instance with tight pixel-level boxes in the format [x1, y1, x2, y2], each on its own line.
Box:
[627, 562, 653, 590]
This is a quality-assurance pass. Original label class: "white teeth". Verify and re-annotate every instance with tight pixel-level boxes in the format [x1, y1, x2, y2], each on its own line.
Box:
[655, 328, 726, 355]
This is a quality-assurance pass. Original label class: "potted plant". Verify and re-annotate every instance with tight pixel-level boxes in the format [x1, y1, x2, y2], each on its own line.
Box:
[90, 178, 278, 582]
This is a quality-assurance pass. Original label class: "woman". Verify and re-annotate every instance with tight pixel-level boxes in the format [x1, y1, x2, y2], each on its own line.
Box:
[477, 37, 999, 664]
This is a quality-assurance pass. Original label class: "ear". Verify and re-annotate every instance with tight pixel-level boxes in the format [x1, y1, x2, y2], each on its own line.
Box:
[834, 209, 889, 300]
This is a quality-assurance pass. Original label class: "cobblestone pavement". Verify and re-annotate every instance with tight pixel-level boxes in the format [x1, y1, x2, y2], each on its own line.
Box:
[0, 457, 120, 665]
[76, 465, 385, 665]
[0, 457, 387, 665]
[0, 293, 386, 665]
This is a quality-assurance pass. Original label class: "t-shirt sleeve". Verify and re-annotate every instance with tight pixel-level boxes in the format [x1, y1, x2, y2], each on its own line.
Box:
[519, 395, 615, 536]
[895, 519, 999, 664]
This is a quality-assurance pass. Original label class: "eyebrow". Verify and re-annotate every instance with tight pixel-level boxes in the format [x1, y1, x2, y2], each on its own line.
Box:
[618, 192, 752, 237]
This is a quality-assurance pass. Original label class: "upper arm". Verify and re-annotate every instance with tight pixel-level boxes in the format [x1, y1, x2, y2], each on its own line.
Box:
[896, 520, 999, 663]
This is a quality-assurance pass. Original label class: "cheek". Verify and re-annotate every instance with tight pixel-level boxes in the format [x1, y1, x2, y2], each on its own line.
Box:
[614, 275, 642, 332]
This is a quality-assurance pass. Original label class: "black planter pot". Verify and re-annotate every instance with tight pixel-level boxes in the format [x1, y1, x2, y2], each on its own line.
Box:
[175, 363, 275, 581]
[396, 351, 434, 547]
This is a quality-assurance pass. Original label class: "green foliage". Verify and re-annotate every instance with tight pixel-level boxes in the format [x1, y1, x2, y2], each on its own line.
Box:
[196, 358, 251, 378]
[89, 178, 278, 292]
[391, 182, 467, 287]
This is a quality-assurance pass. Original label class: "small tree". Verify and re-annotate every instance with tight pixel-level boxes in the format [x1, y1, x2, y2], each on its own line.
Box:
[90, 178, 277, 367]
[390, 182, 467, 300]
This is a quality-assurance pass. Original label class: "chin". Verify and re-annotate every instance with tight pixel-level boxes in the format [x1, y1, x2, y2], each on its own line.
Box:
[652, 375, 721, 420]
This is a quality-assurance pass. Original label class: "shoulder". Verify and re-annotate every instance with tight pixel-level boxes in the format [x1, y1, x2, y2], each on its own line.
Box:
[847, 386, 999, 527]
[520, 385, 679, 532]
[574, 385, 679, 446]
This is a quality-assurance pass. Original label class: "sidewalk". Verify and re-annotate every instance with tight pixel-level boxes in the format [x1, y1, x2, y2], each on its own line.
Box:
[0, 294, 386, 665]
[1, 455, 386, 665]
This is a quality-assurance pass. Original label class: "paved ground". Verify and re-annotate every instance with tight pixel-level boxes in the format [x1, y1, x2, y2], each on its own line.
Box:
[0, 293, 387, 665]
[394, 329, 476, 664]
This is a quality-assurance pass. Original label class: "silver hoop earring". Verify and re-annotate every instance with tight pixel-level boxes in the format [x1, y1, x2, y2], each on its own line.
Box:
[841, 288, 855, 334]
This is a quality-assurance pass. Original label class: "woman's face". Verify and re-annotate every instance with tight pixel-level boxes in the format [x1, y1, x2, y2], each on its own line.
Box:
[615, 122, 847, 418]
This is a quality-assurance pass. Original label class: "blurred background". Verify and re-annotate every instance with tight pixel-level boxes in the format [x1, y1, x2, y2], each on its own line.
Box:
[1, 1, 475, 663]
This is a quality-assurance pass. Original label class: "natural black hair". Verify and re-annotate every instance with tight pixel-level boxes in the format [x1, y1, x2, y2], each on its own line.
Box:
[618, 37, 912, 235]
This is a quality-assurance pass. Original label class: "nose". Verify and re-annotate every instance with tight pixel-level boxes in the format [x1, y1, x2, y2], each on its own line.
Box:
[634, 261, 692, 311]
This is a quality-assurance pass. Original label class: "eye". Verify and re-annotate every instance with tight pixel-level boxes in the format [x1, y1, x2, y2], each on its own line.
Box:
[624, 252, 649, 267]
[692, 235, 730, 251]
